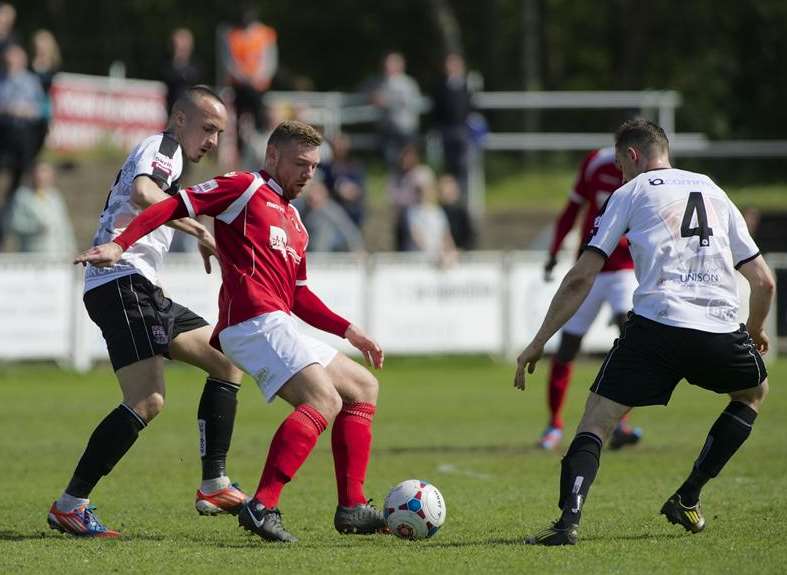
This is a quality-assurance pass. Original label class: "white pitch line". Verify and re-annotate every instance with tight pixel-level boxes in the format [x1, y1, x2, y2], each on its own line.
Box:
[436, 463, 495, 480]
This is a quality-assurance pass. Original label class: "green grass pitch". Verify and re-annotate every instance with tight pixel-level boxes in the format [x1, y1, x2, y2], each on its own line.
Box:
[0, 356, 785, 574]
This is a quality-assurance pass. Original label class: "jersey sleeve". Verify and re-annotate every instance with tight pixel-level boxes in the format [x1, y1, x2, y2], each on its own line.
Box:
[548, 201, 581, 257]
[133, 134, 182, 189]
[178, 171, 260, 219]
[728, 200, 760, 268]
[295, 252, 308, 286]
[568, 156, 590, 205]
[585, 180, 636, 259]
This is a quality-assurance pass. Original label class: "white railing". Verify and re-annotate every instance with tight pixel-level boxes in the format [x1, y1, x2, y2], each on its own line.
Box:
[0, 252, 779, 371]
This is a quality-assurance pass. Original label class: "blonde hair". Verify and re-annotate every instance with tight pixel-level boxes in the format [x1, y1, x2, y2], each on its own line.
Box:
[267, 120, 323, 149]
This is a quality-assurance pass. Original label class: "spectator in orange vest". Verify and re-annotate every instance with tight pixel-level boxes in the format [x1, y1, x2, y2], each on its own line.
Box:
[219, 7, 278, 154]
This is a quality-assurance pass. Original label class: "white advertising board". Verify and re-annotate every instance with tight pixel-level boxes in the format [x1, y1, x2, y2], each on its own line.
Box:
[507, 256, 620, 356]
[0, 260, 73, 359]
[369, 256, 504, 353]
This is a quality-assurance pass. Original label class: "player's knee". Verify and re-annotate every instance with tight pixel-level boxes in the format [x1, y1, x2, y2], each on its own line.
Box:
[351, 370, 379, 404]
[308, 386, 343, 421]
[211, 358, 243, 385]
[136, 392, 165, 422]
[732, 379, 768, 410]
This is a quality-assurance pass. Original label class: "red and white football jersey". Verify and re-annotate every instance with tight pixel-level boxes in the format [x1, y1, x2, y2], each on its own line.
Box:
[178, 170, 311, 342]
[570, 148, 633, 272]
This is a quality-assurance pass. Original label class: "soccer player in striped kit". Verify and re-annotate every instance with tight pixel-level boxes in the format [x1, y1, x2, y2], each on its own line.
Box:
[49, 86, 247, 538]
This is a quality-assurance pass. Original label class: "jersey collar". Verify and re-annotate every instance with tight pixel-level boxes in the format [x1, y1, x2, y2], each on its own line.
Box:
[260, 170, 284, 197]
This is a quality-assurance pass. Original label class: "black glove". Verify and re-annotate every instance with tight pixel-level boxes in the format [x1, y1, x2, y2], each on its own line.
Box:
[544, 254, 557, 282]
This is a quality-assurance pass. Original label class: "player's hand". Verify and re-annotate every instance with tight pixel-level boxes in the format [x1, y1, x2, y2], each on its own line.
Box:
[544, 255, 557, 282]
[73, 242, 123, 267]
[197, 229, 218, 274]
[748, 326, 769, 355]
[514, 341, 544, 390]
[345, 324, 384, 369]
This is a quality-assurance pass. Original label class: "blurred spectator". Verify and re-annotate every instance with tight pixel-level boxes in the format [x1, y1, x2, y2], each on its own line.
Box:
[432, 52, 473, 197]
[371, 51, 422, 170]
[30, 29, 61, 157]
[386, 143, 425, 251]
[0, 44, 45, 242]
[320, 133, 366, 226]
[238, 100, 292, 170]
[0, 2, 16, 66]
[219, 6, 278, 153]
[301, 178, 364, 253]
[403, 166, 457, 266]
[161, 27, 203, 253]
[161, 28, 201, 114]
[438, 173, 476, 250]
[5, 161, 75, 254]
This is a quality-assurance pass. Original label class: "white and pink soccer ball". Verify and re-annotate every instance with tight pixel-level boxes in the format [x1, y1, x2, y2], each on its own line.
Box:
[384, 479, 446, 540]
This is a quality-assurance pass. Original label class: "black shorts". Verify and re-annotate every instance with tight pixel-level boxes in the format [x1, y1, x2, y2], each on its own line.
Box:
[590, 313, 767, 407]
[84, 274, 209, 371]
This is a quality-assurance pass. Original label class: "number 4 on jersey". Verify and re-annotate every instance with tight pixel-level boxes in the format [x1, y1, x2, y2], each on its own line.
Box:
[681, 192, 713, 246]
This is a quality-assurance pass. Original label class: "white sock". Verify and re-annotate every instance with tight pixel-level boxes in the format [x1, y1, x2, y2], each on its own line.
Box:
[200, 476, 231, 493]
[56, 493, 89, 513]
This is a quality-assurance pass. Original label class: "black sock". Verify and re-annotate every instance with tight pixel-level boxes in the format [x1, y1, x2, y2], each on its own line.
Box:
[65, 405, 146, 498]
[676, 401, 757, 506]
[558, 432, 602, 526]
[197, 377, 240, 481]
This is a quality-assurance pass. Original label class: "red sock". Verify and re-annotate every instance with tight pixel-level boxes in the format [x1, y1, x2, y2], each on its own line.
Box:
[332, 402, 376, 507]
[254, 404, 327, 509]
[548, 358, 573, 429]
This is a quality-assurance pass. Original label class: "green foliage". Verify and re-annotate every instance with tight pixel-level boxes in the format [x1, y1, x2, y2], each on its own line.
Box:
[1, 357, 786, 573]
[13, 1, 787, 139]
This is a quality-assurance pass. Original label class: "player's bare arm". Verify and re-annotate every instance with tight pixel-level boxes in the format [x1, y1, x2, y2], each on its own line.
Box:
[737, 255, 776, 354]
[514, 249, 606, 390]
[345, 324, 384, 369]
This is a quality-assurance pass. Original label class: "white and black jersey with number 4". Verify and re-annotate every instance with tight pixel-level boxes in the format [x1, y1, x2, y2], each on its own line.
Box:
[84, 133, 184, 293]
[586, 168, 760, 333]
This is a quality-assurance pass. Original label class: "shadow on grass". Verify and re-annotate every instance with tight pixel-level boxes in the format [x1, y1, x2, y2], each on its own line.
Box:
[376, 444, 672, 456]
[0, 530, 61, 541]
[582, 531, 688, 542]
[379, 445, 538, 456]
[0, 529, 169, 543]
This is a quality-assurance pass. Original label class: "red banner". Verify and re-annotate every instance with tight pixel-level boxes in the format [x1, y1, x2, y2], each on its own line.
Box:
[49, 73, 167, 151]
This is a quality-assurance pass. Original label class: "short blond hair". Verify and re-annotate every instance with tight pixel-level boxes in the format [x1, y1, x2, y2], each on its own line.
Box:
[268, 120, 323, 149]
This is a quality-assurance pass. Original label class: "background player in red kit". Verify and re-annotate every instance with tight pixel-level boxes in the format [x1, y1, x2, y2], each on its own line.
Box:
[76, 120, 386, 543]
[539, 148, 642, 450]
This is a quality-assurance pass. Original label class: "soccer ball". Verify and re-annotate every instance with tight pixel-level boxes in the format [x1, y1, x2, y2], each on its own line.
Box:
[384, 479, 446, 540]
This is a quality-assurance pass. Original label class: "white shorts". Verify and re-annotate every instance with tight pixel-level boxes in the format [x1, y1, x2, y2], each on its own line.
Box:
[563, 269, 636, 336]
[218, 311, 338, 403]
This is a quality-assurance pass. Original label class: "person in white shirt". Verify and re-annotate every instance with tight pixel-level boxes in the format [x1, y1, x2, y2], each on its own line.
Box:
[515, 119, 774, 545]
[48, 86, 247, 538]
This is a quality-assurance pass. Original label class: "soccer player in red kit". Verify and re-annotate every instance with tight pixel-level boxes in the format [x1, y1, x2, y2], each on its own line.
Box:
[539, 148, 642, 450]
[76, 120, 386, 543]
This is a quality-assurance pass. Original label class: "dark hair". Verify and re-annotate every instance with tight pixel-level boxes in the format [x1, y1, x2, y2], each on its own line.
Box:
[267, 120, 323, 149]
[614, 118, 669, 158]
[171, 84, 224, 117]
